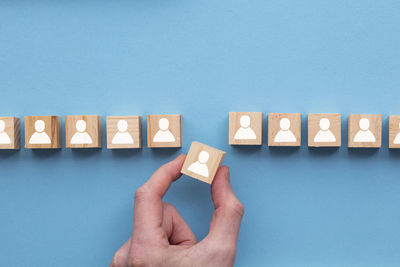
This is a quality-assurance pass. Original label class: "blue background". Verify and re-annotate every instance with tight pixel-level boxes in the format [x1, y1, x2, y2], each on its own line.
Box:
[1, 1, 400, 266]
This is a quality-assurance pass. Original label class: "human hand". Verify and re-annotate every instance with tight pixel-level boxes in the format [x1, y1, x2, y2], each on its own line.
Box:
[111, 154, 244, 267]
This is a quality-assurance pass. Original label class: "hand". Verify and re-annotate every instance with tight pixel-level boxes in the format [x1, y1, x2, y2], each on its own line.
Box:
[111, 154, 244, 267]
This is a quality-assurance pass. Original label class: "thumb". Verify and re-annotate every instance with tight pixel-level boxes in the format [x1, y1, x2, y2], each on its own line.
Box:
[205, 166, 245, 247]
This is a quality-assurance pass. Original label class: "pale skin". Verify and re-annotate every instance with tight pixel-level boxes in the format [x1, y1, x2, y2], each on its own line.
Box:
[111, 154, 245, 267]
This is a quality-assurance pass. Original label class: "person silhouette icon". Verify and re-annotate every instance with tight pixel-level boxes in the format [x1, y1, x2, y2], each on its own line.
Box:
[353, 118, 376, 142]
[153, 118, 175, 142]
[314, 118, 336, 143]
[393, 122, 400, 144]
[234, 115, 257, 140]
[0, 120, 11, 144]
[70, 120, 93, 144]
[112, 120, 134, 145]
[29, 120, 51, 144]
[188, 150, 210, 178]
[274, 118, 296, 142]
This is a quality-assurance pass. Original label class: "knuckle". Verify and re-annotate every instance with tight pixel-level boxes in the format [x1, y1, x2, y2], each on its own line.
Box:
[159, 164, 174, 178]
[127, 245, 148, 267]
[162, 202, 175, 212]
[127, 257, 147, 267]
[213, 243, 236, 259]
[162, 201, 172, 208]
[110, 252, 125, 267]
[226, 199, 245, 217]
[134, 186, 149, 202]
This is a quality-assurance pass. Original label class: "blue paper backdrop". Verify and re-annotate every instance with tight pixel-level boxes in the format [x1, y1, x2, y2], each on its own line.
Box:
[1, 1, 400, 266]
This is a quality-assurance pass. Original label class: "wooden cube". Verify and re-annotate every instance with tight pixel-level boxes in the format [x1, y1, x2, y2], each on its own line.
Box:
[0, 117, 20, 150]
[106, 116, 142, 149]
[229, 112, 262, 145]
[181, 141, 226, 184]
[65, 115, 102, 148]
[147, 114, 181, 148]
[25, 116, 61, 149]
[348, 114, 382, 148]
[389, 115, 400, 149]
[308, 113, 341, 147]
[268, 113, 301, 146]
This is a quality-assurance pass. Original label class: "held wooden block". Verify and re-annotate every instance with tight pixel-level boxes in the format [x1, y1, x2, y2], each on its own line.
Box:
[308, 113, 341, 147]
[181, 141, 226, 184]
[147, 114, 181, 148]
[65, 115, 102, 148]
[389, 115, 400, 149]
[24, 116, 61, 149]
[0, 117, 20, 150]
[268, 113, 301, 146]
[348, 114, 382, 148]
[106, 116, 142, 149]
[229, 112, 262, 145]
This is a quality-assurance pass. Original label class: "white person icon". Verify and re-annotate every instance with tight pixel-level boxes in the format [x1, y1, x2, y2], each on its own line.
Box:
[153, 118, 175, 143]
[70, 120, 93, 145]
[234, 115, 256, 140]
[188, 150, 210, 178]
[274, 118, 296, 142]
[314, 118, 336, 143]
[353, 118, 376, 142]
[112, 120, 134, 145]
[29, 120, 51, 144]
[0, 120, 11, 144]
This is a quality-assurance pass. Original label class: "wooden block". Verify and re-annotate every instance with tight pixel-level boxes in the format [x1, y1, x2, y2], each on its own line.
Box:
[308, 113, 341, 147]
[24, 116, 61, 149]
[268, 113, 301, 146]
[389, 115, 400, 149]
[0, 117, 20, 150]
[229, 112, 262, 145]
[65, 115, 102, 148]
[348, 114, 382, 148]
[106, 116, 142, 149]
[181, 141, 226, 184]
[147, 114, 181, 148]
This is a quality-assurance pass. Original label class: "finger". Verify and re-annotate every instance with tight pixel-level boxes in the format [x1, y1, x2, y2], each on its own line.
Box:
[110, 238, 131, 267]
[205, 166, 245, 246]
[161, 202, 197, 246]
[133, 154, 186, 236]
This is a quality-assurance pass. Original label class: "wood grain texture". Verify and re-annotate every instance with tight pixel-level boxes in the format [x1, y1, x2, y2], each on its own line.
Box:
[308, 113, 341, 147]
[24, 116, 61, 149]
[147, 114, 181, 148]
[348, 114, 381, 148]
[106, 116, 142, 149]
[388, 115, 400, 149]
[268, 113, 301, 147]
[65, 115, 102, 148]
[229, 112, 262, 145]
[0, 117, 20, 150]
[181, 141, 226, 184]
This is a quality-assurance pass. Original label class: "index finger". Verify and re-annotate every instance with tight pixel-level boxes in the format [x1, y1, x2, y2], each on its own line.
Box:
[133, 154, 186, 236]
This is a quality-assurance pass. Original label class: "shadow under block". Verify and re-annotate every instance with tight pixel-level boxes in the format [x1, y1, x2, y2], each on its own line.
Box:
[308, 113, 341, 147]
[24, 116, 62, 149]
[268, 113, 301, 147]
[348, 114, 382, 148]
[65, 115, 102, 148]
[0, 117, 20, 149]
[147, 114, 181, 148]
[181, 141, 226, 184]
[106, 116, 142, 149]
[389, 115, 400, 149]
[229, 112, 262, 145]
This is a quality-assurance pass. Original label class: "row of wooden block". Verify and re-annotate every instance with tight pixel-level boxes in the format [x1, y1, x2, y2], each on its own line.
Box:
[0, 115, 181, 150]
[0, 113, 400, 150]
